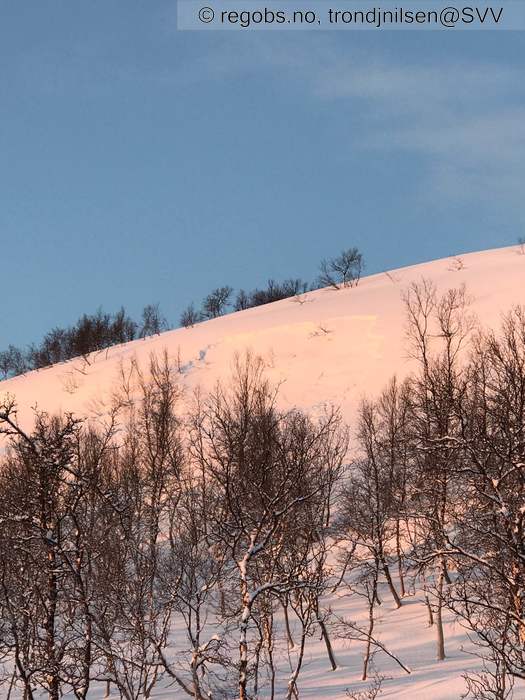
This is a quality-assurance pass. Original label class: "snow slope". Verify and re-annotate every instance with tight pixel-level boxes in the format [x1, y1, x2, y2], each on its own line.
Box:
[3, 246, 524, 431]
[1, 245, 525, 699]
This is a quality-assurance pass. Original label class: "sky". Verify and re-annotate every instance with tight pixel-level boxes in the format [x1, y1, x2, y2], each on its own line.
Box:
[1, 1, 524, 348]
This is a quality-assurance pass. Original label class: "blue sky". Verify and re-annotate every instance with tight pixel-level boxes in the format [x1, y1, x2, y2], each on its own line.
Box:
[1, 1, 524, 347]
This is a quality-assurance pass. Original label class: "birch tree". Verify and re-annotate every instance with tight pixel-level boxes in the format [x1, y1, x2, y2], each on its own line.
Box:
[189, 353, 345, 699]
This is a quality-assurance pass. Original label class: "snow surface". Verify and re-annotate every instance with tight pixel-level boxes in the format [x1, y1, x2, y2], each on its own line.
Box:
[2, 245, 525, 699]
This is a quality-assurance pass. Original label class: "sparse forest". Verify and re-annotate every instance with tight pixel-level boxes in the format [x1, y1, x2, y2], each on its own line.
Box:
[179, 247, 365, 328]
[0, 305, 169, 380]
[0, 278, 524, 699]
[0, 248, 363, 379]
[0, 353, 347, 699]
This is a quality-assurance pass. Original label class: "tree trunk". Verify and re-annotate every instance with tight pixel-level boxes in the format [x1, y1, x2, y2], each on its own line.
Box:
[46, 540, 60, 700]
[14, 647, 34, 700]
[239, 582, 251, 700]
[264, 614, 276, 700]
[435, 568, 446, 661]
[6, 667, 17, 700]
[396, 521, 406, 598]
[425, 594, 434, 627]
[380, 554, 402, 609]
[442, 558, 452, 585]
[286, 626, 307, 700]
[253, 632, 263, 698]
[318, 617, 337, 671]
[362, 580, 377, 680]
[313, 596, 337, 671]
[282, 597, 295, 649]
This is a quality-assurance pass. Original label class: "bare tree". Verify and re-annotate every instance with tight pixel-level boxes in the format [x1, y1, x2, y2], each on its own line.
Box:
[180, 303, 201, 328]
[461, 643, 515, 700]
[234, 289, 250, 312]
[201, 287, 233, 320]
[346, 671, 388, 700]
[438, 307, 525, 685]
[339, 388, 409, 616]
[318, 248, 363, 290]
[0, 349, 12, 379]
[402, 281, 475, 661]
[189, 353, 345, 699]
[0, 401, 86, 699]
[155, 477, 232, 699]
[93, 354, 183, 699]
[0, 345, 28, 379]
[140, 303, 169, 338]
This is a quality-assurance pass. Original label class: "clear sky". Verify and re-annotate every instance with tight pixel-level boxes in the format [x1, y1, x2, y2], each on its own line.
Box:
[1, 1, 524, 348]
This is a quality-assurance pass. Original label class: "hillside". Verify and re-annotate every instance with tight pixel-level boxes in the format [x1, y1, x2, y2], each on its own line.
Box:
[2, 246, 524, 431]
[1, 244, 524, 700]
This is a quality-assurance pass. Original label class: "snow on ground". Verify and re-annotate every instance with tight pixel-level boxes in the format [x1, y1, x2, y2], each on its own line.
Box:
[2, 244, 525, 698]
[3, 245, 524, 432]
[81, 574, 490, 700]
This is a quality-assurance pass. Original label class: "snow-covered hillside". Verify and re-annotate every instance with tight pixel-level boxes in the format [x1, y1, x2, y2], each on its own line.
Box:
[2, 246, 524, 431]
[2, 245, 524, 700]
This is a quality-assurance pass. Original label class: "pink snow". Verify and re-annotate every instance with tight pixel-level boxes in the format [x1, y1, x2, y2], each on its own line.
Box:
[2, 244, 525, 699]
